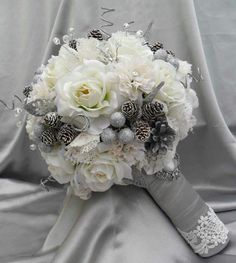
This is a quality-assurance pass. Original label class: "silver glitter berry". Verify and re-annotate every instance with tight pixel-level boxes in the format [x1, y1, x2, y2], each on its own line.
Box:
[110, 112, 126, 128]
[153, 49, 168, 60]
[30, 144, 37, 151]
[100, 128, 117, 144]
[118, 128, 134, 144]
[167, 57, 179, 69]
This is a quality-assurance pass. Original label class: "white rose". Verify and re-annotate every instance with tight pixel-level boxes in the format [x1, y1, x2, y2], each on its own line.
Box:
[41, 147, 75, 184]
[56, 60, 120, 134]
[75, 148, 132, 192]
[107, 31, 153, 61]
[71, 178, 92, 200]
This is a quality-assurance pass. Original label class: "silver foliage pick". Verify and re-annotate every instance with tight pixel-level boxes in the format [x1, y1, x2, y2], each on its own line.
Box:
[61, 114, 90, 132]
[71, 114, 90, 132]
[24, 99, 56, 116]
[40, 175, 57, 192]
[0, 95, 23, 111]
[100, 7, 115, 37]
[143, 81, 165, 104]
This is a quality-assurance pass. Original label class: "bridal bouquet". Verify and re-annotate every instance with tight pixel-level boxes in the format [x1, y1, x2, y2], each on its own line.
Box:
[2, 16, 229, 257]
[24, 27, 198, 200]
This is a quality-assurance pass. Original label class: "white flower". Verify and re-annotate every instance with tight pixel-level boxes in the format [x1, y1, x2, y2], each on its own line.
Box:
[41, 146, 75, 184]
[75, 144, 132, 192]
[42, 45, 81, 89]
[167, 88, 198, 140]
[156, 80, 186, 105]
[55, 60, 119, 117]
[115, 57, 156, 100]
[76, 38, 101, 61]
[143, 140, 179, 175]
[28, 80, 55, 102]
[56, 60, 120, 134]
[107, 31, 153, 61]
[25, 115, 39, 140]
[65, 133, 100, 164]
[71, 178, 92, 200]
[98, 141, 146, 168]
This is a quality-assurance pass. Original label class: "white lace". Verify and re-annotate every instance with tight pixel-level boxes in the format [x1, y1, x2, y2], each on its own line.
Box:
[177, 206, 229, 255]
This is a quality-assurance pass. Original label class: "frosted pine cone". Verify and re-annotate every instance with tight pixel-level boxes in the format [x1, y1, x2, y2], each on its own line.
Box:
[134, 120, 151, 142]
[142, 101, 165, 122]
[57, 124, 78, 145]
[69, 39, 78, 51]
[145, 117, 175, 154]
[121, 100, 139, 120]
[44, 112, 62, 128]
[88, 29, 103, 41]
[41, 129, 57, 145]
[149, 42, 163, 53]
[23, 85, 33, 97]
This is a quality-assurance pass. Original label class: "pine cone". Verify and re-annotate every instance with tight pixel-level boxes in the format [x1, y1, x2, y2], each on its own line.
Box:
[142, 101, 165, 122]
[134, 120, 151, 142]
[57, 124, 78, 145]
[88, 29, 103, 41]
[69, 39, 78, 51]
[149, 42, 163, 53]
[166, 50, 175, 57]
[23, 85, 33, 97]
[41, 129, 57, 145]
[44, 112, 62, 128]
[146, 117, 175, 154]
[121, 100, 139, 120]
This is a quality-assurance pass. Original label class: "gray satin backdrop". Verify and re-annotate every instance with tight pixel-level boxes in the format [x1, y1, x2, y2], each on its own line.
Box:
[0, 0, 236, 262]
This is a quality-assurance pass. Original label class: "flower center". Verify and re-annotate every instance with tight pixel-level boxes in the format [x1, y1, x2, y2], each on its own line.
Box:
[76, 85, 90, 96]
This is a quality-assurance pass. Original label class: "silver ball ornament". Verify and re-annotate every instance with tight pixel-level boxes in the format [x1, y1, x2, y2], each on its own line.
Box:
[118, 128, 134, 144]
[167, 57, 179, 69]
[110, 112, 126, 128]
[153, 49, 168, 60]
[101, 128, 117, 144]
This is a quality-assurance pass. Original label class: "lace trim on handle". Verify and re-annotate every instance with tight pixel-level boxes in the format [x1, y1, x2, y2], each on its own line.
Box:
[177, 206, 229, 255]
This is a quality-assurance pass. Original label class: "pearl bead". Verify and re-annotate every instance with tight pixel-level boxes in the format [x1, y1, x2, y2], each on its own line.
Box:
[53, 37, 61, 45]
[123, 23, 130, 29]
[16, 121, 23, 128]
[132, 71, 139, 77]
[68, 27, 74, 33]
[63, 34, 70, 43]
[136, 30, 144, 37]
[30, 144, 37, 151]
[14, 107, 22, 117]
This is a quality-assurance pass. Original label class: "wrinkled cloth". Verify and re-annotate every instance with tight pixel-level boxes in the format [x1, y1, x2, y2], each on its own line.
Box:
[0, 0, 236, 262]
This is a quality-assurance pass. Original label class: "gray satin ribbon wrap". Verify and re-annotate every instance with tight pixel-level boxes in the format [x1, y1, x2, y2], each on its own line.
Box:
[124, 167, 230, 257]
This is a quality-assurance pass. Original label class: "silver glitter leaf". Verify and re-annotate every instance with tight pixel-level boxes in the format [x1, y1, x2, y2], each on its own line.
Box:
[143, 81, 165, 104]
[24, 99, 56, 116]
